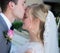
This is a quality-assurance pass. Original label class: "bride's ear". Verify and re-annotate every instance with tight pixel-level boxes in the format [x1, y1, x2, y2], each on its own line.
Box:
[34, 17, 40, 24]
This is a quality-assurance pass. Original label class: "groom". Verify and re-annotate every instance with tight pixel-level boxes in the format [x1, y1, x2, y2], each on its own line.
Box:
[0, 0, 26, 53]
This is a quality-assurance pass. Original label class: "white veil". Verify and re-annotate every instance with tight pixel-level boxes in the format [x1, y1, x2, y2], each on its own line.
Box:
[44, 11, 59, 53]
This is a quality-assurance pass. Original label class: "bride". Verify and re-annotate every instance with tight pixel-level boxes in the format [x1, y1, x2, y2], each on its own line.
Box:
[18, 4, 59, 53]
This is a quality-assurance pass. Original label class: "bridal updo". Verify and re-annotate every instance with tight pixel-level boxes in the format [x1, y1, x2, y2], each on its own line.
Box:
[27, 4, 48, 43]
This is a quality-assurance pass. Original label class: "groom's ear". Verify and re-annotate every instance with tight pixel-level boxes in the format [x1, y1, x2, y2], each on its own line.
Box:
[8, 1, 15, 10]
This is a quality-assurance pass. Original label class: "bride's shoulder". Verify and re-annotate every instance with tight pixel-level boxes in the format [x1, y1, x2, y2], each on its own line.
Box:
[27, 42, 44, 50]
[25, 42, 44, 53]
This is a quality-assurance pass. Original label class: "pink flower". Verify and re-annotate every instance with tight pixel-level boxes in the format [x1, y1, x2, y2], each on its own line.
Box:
[7, 30, 14, 39]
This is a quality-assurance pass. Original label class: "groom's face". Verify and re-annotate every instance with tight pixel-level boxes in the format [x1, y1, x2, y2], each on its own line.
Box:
[12, 0, 26, 19]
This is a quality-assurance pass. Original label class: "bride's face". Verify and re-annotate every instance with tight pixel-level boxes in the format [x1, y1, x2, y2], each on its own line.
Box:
[22, 9, 33, 31]
[22, 9, 40, 35]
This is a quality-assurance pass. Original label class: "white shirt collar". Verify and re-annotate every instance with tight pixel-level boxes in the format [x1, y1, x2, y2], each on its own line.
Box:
[0, 13, 12, 29]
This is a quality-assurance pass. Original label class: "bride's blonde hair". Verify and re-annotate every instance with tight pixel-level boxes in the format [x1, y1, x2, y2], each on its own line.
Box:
[27, 4, 48, 43]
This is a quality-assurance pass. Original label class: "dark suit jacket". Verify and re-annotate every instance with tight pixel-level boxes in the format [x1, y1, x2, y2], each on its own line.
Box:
[0, 15, 11, 53]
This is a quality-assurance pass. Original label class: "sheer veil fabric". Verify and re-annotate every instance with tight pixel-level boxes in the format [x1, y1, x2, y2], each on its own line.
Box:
[44, 11, 59, 53]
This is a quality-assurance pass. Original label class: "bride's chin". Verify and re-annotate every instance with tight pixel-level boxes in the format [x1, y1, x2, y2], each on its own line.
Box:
[22, 25, 26, 30]
[22, 26, 29, 32]
[22, 28, 29, 32]
[22, 26, 25, 29]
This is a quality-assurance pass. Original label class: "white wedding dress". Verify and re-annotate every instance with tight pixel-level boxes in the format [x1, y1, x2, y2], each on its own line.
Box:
[17, 42, 44, 53]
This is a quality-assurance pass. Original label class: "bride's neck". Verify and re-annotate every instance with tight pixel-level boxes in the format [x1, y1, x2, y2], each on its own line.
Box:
[29, 34, 41, 42]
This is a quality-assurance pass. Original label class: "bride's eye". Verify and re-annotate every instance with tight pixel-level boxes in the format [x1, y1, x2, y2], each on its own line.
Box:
[23, 14, 27, 20]
[24, 16, 27, 19]
[24, 14, 27, 18]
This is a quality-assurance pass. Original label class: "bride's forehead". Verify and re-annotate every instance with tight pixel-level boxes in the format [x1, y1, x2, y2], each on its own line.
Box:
[26, 9, 32, 15]
[18, 0, 25, 3]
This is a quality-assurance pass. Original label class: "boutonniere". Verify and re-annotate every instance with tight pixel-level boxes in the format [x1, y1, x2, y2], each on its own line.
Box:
[3, 30, 14, 44]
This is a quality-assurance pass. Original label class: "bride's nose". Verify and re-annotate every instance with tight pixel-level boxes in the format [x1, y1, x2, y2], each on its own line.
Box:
[22, 14, 25, 21]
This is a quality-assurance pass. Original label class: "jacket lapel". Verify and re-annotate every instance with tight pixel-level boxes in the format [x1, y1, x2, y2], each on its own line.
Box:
[0, 15, 8, 31]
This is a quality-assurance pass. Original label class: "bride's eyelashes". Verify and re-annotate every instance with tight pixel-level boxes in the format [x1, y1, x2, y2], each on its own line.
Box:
[24, 14, 27, 19]
[24, 15, 27, 19]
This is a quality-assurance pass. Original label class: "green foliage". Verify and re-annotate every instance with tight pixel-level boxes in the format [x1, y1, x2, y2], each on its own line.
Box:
[56, 17, 60, 47]
[56, 17, 59, 25]
[12, 20, 23, 32]
[58, 33, 60, 47]
[58, 24, 60, 47]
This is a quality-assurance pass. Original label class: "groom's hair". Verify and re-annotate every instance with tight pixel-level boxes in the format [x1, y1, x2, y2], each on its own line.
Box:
[0, 0, 18, 12]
